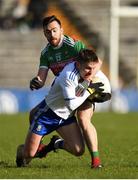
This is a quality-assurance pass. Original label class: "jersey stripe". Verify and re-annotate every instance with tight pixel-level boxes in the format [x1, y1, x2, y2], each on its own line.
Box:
[64, 36, 75, 44]
[64, 35, 74, 42]
[63, 39, 75, 47]
[63, 36, 75, 47]
[39, 66, 48, 69]
[69, 67, 79, 81]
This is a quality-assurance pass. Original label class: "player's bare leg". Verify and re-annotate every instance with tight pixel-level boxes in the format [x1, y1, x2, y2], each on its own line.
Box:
[16, 131, 42, 167]
[77, 101, 102, 168]
[56, 121, 85, 156]
[35, 121, 85, 158]
[29, 100, 46, 154]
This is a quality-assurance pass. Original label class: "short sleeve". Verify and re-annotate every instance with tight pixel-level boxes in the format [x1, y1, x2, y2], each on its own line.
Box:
[39, 51, 49, 69]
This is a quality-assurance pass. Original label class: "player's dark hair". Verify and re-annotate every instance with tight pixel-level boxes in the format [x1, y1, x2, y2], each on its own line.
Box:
[42, 15, 61, 27]
[77, 49, 98, 64]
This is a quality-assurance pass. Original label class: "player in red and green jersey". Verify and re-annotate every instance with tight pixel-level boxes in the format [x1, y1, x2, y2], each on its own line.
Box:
[29, 15, 102, 168]
[40, 35, 86, 76]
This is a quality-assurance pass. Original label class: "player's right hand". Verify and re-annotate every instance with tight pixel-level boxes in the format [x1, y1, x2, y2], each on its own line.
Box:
[87, 82, 104, 95]
[30, 76, 44, 90]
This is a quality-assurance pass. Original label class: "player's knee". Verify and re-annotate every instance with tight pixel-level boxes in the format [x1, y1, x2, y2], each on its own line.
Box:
[73, 146, 85, 156]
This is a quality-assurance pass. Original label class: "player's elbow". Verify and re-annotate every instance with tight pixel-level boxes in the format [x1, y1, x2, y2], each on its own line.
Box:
[65, 99, 76, 111]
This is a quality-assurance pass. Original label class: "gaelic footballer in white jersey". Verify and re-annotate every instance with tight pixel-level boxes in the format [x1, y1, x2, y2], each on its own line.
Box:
[46, 62, 111, 119]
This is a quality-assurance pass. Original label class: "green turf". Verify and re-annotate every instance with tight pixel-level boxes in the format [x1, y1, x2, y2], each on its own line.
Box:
[0, 112, 138, 178]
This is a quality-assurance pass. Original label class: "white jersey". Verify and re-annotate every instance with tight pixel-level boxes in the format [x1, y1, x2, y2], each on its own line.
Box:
[46, 62, 111, 119]
[46, 62, 90, 119]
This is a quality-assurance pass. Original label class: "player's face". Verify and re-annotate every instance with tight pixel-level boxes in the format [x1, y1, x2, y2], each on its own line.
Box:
[43, 21, 63, 47]
[78, 61, 98, 81]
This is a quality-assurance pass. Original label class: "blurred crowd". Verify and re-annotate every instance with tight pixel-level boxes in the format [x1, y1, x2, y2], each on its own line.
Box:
[0, 0, 48, 30]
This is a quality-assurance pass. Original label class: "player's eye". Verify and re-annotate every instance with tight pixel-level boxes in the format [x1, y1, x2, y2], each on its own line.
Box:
[53, 29, 58, 33]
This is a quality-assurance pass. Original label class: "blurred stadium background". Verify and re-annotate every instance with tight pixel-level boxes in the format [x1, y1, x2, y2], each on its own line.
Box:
[0, 0, 138, 114]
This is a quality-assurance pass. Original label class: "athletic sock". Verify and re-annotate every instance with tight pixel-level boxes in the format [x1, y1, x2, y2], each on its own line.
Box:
[35, 143, 46, 158]
[35, 137, 64, 158]
[91, 151, 101, 167]
[92, 151, 99, 158]
[35, 143, 53, 158]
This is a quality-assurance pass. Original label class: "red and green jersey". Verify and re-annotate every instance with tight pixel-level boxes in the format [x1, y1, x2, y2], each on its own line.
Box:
[39, 35, 86, 76]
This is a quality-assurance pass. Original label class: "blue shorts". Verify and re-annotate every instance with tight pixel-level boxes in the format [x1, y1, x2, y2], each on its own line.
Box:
[30, 99, 76, 136]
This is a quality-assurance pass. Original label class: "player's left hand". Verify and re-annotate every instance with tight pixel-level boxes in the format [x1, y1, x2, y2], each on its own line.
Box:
[30, 76, 44, 90]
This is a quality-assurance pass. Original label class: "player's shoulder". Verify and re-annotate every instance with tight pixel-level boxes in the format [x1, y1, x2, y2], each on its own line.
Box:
[63, 35, 84, 47]
[61, 62, 75, 74]
[60, 62, 78, 80]
[63, 35, 76, 47]
[41, 43, 51, 56]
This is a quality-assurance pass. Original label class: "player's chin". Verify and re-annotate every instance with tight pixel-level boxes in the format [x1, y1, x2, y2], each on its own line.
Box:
[83, 76, 92, 82]
[50, 40, 59, 47]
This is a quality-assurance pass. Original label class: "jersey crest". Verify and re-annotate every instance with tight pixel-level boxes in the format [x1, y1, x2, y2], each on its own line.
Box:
[55, 52, 62, 62]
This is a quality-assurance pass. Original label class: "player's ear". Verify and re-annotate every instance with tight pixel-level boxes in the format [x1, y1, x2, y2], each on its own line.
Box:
[76, 61, 80, 69]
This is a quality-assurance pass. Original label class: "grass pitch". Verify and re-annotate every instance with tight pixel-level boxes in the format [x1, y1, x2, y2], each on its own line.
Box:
[0, 112, 138, 178]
